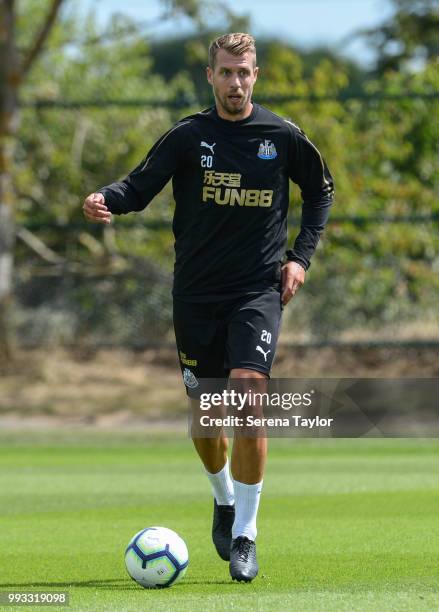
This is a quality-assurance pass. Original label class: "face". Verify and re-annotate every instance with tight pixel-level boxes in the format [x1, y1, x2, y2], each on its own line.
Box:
[207, 49, 258, 121]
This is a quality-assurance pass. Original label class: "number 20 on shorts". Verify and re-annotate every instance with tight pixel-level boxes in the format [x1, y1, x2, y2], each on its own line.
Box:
[261, 329, 271, 344]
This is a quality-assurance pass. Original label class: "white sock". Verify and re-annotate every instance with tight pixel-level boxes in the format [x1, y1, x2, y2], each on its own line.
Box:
[205, 459, 235, 506]
[232, 479, 263, 541]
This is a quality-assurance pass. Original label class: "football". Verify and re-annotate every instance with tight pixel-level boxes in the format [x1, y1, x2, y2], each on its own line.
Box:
[124, 526, 189, 588]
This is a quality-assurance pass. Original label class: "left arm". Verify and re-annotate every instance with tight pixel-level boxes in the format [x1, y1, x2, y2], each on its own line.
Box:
[282, 123, 335, 305]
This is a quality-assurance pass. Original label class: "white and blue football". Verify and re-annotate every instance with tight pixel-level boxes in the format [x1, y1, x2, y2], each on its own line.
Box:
[125, 526, 189, 588]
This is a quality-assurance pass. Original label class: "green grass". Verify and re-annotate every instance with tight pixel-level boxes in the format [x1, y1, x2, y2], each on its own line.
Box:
[0, 432, 438, 610]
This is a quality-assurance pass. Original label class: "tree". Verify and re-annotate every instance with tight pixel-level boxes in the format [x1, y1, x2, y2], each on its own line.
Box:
[14, 11, 187, 347]
[362, 0, 439, 73]
[0, 0, 215, 359]
[0, 0, 65, 360]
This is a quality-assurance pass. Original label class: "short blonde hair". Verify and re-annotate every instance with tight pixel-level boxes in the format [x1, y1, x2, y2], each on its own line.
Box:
[208, 33, 256, 68]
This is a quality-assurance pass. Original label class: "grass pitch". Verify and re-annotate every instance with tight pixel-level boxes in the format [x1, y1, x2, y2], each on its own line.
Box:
[0, 432, 438, 611]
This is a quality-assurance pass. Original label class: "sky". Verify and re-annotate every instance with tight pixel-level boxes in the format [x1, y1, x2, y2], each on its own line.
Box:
[77, 0, 396, 66]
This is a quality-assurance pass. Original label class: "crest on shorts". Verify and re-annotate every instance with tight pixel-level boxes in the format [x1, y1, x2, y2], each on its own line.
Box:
[183, 368, 199, 389]
[257, 140, 277, 160]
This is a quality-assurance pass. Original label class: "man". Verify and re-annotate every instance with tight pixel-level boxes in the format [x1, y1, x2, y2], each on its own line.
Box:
[83, 32, 334, 582]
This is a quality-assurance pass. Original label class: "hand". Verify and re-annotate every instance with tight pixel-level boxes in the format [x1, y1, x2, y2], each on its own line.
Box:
[281, 261, 305, 305]
[82, 192, 112, 225]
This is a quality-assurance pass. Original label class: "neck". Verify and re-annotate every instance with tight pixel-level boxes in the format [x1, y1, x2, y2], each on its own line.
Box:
[215, 101, 253, 122]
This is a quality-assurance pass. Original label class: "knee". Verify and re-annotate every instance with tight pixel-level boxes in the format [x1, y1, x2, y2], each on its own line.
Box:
[230, 368, 268, 380]
[229, 368, 268, 400]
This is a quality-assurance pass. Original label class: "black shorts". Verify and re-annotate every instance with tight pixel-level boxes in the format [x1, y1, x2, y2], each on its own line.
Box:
[173, 292, 283, 394]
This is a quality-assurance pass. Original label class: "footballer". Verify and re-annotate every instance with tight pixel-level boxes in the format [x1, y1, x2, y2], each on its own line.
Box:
[83, 32, 334, 582]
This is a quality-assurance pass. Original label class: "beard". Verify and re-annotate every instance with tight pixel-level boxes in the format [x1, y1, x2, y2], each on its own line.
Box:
[214, 85, 252, 116]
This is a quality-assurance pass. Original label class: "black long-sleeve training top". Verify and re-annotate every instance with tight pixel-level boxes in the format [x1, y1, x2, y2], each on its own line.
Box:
[99, 103, 334, 301]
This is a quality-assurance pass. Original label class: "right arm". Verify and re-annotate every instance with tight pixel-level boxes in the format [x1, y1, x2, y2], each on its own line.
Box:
[83, 122, 187, 223]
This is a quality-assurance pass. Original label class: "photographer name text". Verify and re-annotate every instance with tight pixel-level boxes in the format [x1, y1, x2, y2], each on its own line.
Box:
[199, 415, 333, 428]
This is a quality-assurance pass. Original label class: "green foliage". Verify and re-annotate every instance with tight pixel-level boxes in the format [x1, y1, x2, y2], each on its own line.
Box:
[361, 0, 439, 73]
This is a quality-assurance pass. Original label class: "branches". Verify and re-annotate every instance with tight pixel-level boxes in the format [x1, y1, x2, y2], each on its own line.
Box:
[16, 227, 64, 264]
[20, 0, 65, 78]
[16, 226, 126, 274]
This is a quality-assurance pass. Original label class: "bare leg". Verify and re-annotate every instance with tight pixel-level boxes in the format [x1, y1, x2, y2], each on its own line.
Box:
[192, 435, 229, 473]
[231, 436, 267, 484]
[190, 399, 229, 473]
[229, 369, 268, 484]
